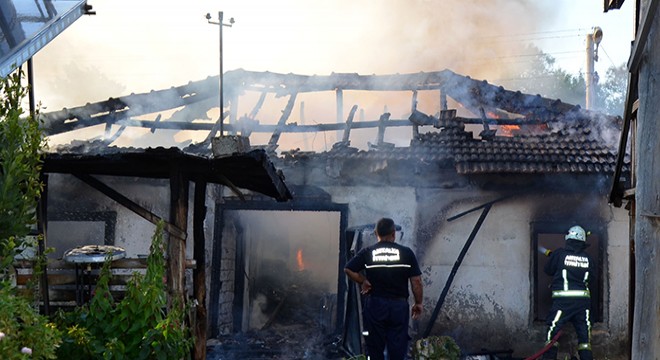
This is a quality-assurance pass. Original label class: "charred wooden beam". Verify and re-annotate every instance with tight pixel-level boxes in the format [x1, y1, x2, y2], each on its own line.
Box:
[411, 90, 419, 138]
[341, 105, 359, 144]
[376, 113, 390, 146]
[150, 114, 162, 133]
[423, 203, 493, 338]
[248, 91, 268, 120]
[203, 110, 230, 144]
[42, 77, 218, 135]
[268, 92, 298, 149]
[42, 69, 614, 139]
[193, 181, 207, 360]
[73, 173, 187, 240]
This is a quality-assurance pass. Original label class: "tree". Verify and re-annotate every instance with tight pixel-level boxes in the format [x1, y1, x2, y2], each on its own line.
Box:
[594, 63, 627, 116]
[498, 44, 627, 117]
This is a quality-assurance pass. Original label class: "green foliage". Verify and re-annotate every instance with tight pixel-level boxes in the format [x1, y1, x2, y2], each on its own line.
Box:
[0, 70, 59, 359]
[0, 286, 62, 359]
[0, 69, 46, 276]
[512, 45, 587, 107]
[55, 221, 194, 360]
[412, 335, 461, 360]
[498, 44, 627, 117]
[594, 63, 627, 116]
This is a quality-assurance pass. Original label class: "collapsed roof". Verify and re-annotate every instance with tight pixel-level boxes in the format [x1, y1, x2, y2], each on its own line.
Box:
[41, 69, 629, 180]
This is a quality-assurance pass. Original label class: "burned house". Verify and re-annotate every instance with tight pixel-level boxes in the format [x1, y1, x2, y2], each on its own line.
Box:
[39, 69, 630, 359]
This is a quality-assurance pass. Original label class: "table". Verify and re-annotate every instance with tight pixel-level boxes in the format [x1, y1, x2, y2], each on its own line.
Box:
[63, 245, 126, 305]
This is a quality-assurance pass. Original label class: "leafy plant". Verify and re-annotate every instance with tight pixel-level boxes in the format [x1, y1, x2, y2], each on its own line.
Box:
[412, 335, 461, 360]
[55, 221, 194, 359]
[0, 69, 59, 359]
[0, 286, 62, 359]
[0, 69, 46, 277]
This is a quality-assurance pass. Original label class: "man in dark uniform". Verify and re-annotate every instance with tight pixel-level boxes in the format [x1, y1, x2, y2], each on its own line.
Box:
[344, 218, 423, 360]
[542, 225, 594, 360]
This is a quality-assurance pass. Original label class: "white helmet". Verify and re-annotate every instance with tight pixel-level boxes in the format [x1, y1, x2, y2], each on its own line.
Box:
[565, 225, 587, 242]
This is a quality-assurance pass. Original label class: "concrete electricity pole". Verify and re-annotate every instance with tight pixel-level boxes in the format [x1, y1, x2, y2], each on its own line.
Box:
[585, 27, 603, 110]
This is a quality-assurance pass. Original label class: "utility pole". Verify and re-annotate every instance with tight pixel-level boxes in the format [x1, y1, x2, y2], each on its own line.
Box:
[206, 11, 234, 136]
[586, 27, 603, 110]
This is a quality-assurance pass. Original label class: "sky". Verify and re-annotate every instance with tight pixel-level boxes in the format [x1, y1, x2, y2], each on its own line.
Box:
[32, 0, 635, 110]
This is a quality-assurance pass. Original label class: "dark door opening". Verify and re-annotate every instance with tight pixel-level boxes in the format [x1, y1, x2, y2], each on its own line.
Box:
[209, 201, 348, 340]
[533, 223, 603, 323]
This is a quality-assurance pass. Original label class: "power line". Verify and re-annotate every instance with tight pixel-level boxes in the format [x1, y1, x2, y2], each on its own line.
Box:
[473, 50, 582, 61]
[478, 28, 588, 39]
[476, 32, 586, 44]
[598, 44, 624, 68]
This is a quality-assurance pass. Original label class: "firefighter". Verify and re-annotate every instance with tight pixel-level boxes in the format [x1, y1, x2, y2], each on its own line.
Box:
[542, 225, 594, 360]
[344, 218, 423, 360]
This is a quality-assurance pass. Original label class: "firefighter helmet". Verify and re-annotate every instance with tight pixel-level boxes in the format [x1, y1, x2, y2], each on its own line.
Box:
[565, 225, 587, 242]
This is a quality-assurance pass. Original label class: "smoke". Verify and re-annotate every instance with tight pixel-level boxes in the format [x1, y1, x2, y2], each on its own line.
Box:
[38, 0, 615, 152]
[34, 0, 554, 108]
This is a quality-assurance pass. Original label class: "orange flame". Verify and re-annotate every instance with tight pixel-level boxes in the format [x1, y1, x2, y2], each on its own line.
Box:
[296, 248, 305, 271]
[499, 125, 520, 137]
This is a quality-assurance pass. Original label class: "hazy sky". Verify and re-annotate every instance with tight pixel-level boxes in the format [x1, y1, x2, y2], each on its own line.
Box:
[33, 0, 635, 111]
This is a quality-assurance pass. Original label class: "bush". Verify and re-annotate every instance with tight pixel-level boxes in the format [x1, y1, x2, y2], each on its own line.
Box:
[412, 335, 461, 360]
[54, 221, 194, 360]
[0, 68, 58, 359]
[0, 286, 61, 359]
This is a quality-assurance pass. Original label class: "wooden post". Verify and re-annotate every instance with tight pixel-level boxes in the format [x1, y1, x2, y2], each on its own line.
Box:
[193, 181, 208, 360]
[632, 1, 660, 357]
[168, 168, 189, 306]
[336, 88, 344, 142]
[376, 113, 390, 146]
[411, 90, 419, 138]
[37, 174, 50, 315]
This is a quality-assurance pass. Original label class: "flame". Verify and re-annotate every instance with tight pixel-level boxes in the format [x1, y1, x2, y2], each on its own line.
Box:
[486, 111, 499, 118]
[499, 125, 520, 137]
[296, 248, 305, 271]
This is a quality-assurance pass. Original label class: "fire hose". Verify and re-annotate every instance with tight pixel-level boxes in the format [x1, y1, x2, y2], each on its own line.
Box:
[523, 330, 563, 360]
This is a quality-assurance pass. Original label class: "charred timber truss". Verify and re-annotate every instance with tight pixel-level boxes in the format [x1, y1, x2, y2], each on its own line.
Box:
[42, 69, 612, 149]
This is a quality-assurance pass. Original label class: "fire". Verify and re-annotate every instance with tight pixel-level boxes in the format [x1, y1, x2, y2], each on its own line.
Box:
[296, 248, 305, 271]
[499, 125, 520, 137]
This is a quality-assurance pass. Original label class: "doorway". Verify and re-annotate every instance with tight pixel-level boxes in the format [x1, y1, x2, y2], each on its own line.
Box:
[209, 201, 348, 338]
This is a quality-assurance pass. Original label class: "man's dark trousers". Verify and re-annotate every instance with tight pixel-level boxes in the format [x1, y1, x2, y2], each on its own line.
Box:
[543, 298, 593, 360]
[363, 295, 410, 360]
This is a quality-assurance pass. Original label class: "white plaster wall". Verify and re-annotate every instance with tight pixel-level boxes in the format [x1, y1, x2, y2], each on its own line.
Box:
[417, 189, 630, 357]
[46, 174, 205, 260]
[324, 185, 418, 249]
[423, 193, 532, 338]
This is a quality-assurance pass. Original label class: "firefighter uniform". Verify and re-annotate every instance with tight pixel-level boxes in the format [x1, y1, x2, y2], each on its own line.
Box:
[542, 226, 593, 360]
[345, 239, 422, 360]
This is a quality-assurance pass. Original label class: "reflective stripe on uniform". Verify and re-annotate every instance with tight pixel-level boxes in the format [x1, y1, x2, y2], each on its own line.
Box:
[365, 264, 411, 269]
[552, 290, 590, 298]
[585, 309, 592, 342]
[546, 310, 563, 343]
[578, 343, 591, 350]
